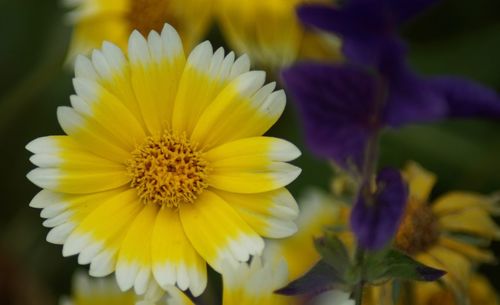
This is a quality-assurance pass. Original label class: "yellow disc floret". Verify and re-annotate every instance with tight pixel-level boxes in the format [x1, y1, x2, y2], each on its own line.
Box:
[395, 199, 440, 255]
[128, 0, 175, 36]
[127, 132, 209, 208]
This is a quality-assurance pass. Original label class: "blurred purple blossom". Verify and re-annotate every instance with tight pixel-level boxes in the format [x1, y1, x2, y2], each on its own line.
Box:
[282, 0, 500, 169]
[350, 168, 408, 250]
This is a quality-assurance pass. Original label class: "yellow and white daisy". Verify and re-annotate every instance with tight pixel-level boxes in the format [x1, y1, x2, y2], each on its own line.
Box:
[216, 0, 342, 69]
[27, 24, 301, 297]
[64, 0, 213, 62]
[61, 271, 191, 305]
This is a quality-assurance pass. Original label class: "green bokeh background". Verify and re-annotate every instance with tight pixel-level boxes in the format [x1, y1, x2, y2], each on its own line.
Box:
[0, 0, 499, 303]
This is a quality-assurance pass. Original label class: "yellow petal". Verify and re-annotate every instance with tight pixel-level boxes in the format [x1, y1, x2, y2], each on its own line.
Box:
[128, 27, 186, 134]
[439, 237, 496, 263]
[56, 106, 131, 162]
[172, 42, 250, 136]
[403, 161, 436, 202]
[71, 78, 146, 149]
[205, 136, 301, 164]
[214, 188, 299, 238]
[151, 207, 207, 297]
[179, 190, 264, 273]
[438, 208, 500, 239]
[116, 203, 159, 293]
[432, 191, 500, 215]
[208, 162, 301, 194]
[191, 71, 285, 148]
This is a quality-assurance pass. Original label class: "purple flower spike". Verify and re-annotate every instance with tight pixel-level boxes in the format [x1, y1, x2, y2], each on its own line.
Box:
[350, 168, 408, 250]
[282, 63, 381, 171]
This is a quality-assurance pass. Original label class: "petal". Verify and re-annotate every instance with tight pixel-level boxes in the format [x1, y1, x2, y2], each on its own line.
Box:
[351, 168, 408, 250]
[208, 162, 301, 194]
[151, 208, 207, 297]
[432, 192, 500, 215]
[116, 203, 159, 292]
[64, 189, 142, 278]
[282, 63, 378, 170]
[27, 167, 129, 194]
[428, 76, 500, 120]
[179, 191, 264, 273]
[402, 161, 436, 202]
[71, 76, 145, 149]
[439, 237, 496, 263]
[128, 27, 186, 134]
[56, 106, 131, 162]
[213, 188, 299, 238]
[264, 189, 343, 281]
[438, 207, 500, 239]
[172, 41, 250, 136]
[191, 71, 286, 148]
[205, 137, 301, 164]
[27, 136, 123, 170]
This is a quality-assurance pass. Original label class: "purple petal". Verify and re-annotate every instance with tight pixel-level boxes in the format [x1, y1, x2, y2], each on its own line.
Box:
[351, 168, 408, 250]
[282, 63, 381, 170]
[428, 76, 500, 119]
[383, 72, 448, 126]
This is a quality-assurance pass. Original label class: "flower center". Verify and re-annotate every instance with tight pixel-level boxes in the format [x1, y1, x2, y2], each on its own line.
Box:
[394, 198, 440, 255]
[127, 0, 177, 36]
[127, 133, 209, 208]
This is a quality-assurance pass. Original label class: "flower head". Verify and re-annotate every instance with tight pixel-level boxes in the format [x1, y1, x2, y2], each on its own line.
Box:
[216, 0, 341, 69]
[394, 162, 500, 298]
[27, 24, 301, 297]
[65, 0, 213, 62]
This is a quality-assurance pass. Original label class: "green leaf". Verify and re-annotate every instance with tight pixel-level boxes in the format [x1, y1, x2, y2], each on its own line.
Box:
[314, 234, 351, 277]
[364, 249, 446, 283]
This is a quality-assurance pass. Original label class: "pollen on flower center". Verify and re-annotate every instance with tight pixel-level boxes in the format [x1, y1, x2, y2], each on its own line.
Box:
[126, 133, 209, 208]
[394, 199, 440, 255]
[128, 0, 175, 36]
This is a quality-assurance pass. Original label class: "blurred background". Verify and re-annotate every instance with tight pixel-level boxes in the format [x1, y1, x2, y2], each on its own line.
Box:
[1, 0, 500, 304]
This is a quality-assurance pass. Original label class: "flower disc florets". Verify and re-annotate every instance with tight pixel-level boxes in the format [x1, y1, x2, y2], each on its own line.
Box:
[127, 132, 209, 208]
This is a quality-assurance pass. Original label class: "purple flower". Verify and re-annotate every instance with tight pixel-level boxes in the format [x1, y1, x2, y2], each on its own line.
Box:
[350, 168, 408, 250]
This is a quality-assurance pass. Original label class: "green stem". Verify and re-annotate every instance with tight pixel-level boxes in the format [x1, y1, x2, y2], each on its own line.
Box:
[354, 246, 365, 305]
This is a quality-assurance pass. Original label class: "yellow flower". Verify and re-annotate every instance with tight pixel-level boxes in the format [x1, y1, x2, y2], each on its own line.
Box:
[393, 162, 500, 299]
[216, 0, 342, 69]
[27, 24, 301, 297]
[221, 189, 349, 305]
[64, 0, 212, 62]
[61, 271, 191, 305]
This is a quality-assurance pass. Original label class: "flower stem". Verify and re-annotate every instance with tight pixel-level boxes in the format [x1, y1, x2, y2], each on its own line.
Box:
[354, 131, 380, 305]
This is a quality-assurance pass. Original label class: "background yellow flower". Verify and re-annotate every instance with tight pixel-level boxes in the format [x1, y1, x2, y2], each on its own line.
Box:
[64, 0, 213, 62]
[216, 0, 342, 69]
